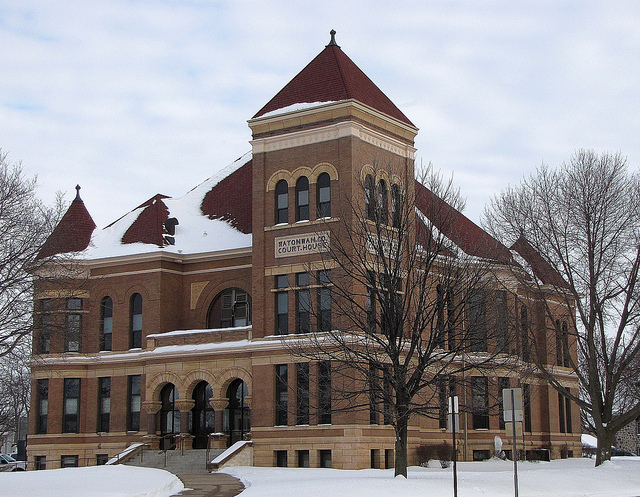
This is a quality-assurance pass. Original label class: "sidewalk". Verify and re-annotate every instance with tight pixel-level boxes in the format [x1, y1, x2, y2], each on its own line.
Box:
[176, 473, 244, 497]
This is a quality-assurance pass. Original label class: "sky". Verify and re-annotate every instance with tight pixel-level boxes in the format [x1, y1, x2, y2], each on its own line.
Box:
[2, 457, 640, 497]
[2, 1, 640, 229]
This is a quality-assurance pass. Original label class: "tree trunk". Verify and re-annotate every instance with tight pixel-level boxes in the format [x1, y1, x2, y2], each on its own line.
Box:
[595, 427, 614, 466]
[394, 418, 408, 478]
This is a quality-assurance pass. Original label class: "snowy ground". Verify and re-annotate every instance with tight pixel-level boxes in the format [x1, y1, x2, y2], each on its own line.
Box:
[0, 464, 184, 497]
[223, 457, 640, 497]
[1, 457, 639, 497]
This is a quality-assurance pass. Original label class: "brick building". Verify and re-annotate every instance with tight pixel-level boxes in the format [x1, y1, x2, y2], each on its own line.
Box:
[28, 32, 581, 470]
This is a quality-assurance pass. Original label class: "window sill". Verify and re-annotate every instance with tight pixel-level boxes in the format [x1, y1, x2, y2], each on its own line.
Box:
[264, 217, 340, 231]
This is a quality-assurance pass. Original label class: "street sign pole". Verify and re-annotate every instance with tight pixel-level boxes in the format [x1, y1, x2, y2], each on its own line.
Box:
[510, 389, 519, 497]
[448, 396, 459, 497]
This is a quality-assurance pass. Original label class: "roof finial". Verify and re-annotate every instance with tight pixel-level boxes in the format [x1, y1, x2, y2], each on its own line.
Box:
[326, 29, 339, 47]
[74, 184, 82, 201]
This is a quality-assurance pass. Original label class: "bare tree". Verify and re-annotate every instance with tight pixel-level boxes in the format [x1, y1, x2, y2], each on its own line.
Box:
[290, 162, 518, 477]
[483, 150, 640, 466]
[0, 149, 66, 358]
[0, 345, 30, 444]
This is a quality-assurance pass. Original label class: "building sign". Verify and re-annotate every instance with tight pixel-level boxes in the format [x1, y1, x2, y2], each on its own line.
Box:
[275, 231, 330, 258]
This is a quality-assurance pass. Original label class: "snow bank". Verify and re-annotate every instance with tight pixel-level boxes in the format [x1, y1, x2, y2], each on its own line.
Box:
[0, 465, 183, 497]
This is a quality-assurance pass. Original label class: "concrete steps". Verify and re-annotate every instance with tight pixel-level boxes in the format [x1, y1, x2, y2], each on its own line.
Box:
[125, 448, 226, 474]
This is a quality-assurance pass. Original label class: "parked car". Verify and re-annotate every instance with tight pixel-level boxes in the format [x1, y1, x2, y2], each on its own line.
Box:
[612, 449, 637, 457]
[0, 454, 26, 471]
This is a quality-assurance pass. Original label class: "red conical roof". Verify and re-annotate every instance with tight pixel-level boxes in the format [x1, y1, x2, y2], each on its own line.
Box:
[253, 31, 414, 127]
[37, 186, 96, 259]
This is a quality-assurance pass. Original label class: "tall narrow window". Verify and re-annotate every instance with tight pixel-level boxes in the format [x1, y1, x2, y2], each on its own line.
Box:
[365, 174, 374, 220]
[63, 378, 80, 433]
[275, 275, 289, 335]
[472, 377, 489, 430]
[38, 299, 51, 354]
[469, 291, 487, 352]
[130, 293, 142, 349]
[296, 272, 310, 334]
[318, 361, 331, 424]
[391, 183, 401, 228]
[318, 270, 332, 332]
[498, 377, 510, 430]
[523, 383, 532, 432]
[383, 366, 392, 425]
[100, 297, 113, 351]
[438, 376, 447, 430]
[369, 363, 378, 425]
[520, 306, 529, 362]
[496, 291, 508, 353]
[377, 180, 388, 224]
[275, 364, 288, 426]
[36, 379, 48, 434]
[98, 377, 110, 432]
[275, 179, 288, 224]
[65, 298, 82, 352]
[366, 271, 376, 332]
[296, 363, 310, 425]
[558, 392, 566, 433]
[128, 375, 141, 431]
[296, 176, 309, 221]
[562, 321, 570, 367]
[435, 284, 445, 349]
[317, 172, 331, 218]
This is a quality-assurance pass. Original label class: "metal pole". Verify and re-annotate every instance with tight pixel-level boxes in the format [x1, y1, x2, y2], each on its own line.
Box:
[452, 420, 458, 497]
[511, 390, 519, 497]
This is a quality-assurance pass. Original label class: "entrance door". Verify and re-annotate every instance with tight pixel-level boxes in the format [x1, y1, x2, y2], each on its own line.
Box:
[224, 379, 250, 447]
[191, 381, 215, 449]
[160, 383, 179, 450]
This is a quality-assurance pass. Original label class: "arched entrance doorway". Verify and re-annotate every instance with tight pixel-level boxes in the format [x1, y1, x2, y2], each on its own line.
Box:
[190, 381, 215, 449]
[160, 383, 179, 449]
[224, 379, 250, 447]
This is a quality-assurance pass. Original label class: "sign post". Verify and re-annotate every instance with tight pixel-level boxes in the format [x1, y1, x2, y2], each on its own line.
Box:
[503, 388, 523, 497]
[448, 395, 459, 497]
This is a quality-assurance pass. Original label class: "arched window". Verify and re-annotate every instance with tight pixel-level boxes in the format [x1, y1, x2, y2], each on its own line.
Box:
[365, 175, 374, 220]
[377, 179, 388, 224]
[391, 183, 401, 228]
[207, 288, 252, 328]
[130, 293, 142, 349]
[160, 383, 179, 449]
[317, 172, 331, 218]
[225, 379, 250, 446]
[275, 179, 288, 224]
[191, 381, 215, 449]
[296, 176, 309, 221]
[100, 297, 113, 351]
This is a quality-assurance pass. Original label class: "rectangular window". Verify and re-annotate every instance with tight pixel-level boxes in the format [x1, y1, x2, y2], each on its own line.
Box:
[366, 271, 376, 332]
[565, 392, 572, 434]
[520, 306, 530, 362]
[96, 454, 109, 465]
[469, 291, 487, 352]
[275, 364, 288, 426]
[296, 272, 310, 334]
[36, 379, 49, 434]
[63, 378, 80, 433]
[275, 275, 289, 335]
[128, 375, 141, 432]
[438, 376, 447, 430]
[318, 270, 332, 332]
[471, 377, 489, 430]
[38, 299, 52, 354]
[319, 449, 332, 468]
[498, 377, 510, 430]
[318, 361, 331, 424]
[98, 377, 111, 433]
[383, 366, 392, 425]
[35, 456, 46, 470]
[275, 450, 288, 467]
[558, 392, 566, 433]
[496, 291, 508, 353]
[61, 455, 79, 468]
[369, 363, 378, 425]
[65, 314, 82, 352]
[296, 363, 309, 425]
[297, 450, 310, 468]
[523, 383, 532, 432]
